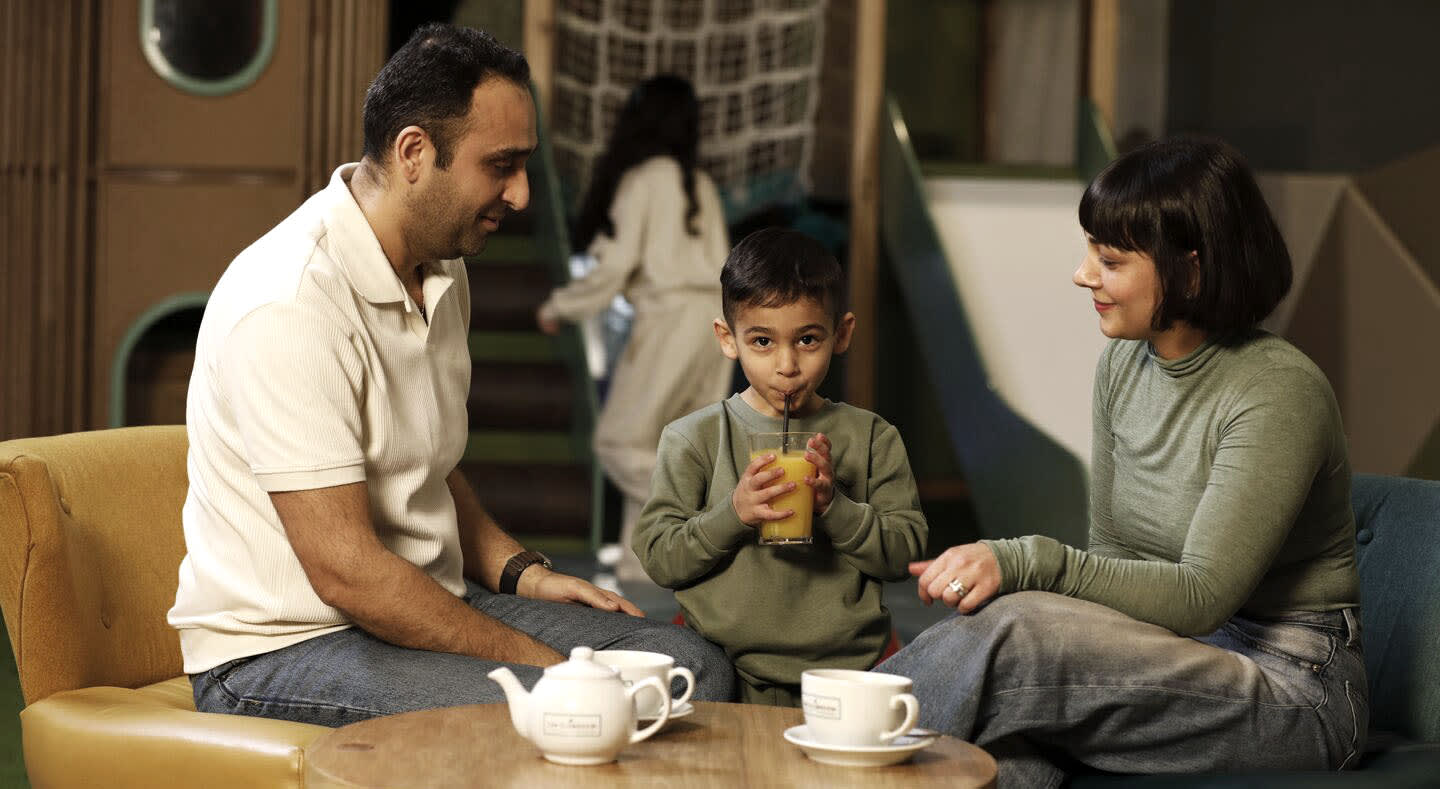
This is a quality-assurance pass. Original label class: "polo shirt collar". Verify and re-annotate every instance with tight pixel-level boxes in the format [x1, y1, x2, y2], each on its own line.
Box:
[321, 163, 457, 309]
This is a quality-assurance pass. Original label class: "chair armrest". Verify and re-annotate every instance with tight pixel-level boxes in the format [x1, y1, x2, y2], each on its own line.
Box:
[22, 681, 329, 789]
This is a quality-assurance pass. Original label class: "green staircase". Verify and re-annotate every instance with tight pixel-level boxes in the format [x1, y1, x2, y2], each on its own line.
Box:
[458, 105, 602, 554]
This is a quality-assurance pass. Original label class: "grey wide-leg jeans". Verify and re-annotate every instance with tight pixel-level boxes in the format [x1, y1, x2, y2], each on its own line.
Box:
[191, 582, 736, 728]
[874, 592, 1367, 788]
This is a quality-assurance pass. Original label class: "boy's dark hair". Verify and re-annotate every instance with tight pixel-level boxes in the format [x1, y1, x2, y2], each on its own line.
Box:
[1079, 135, 1291, 342]
[721, 228, 846, 326]
[361, 24, 530, 170]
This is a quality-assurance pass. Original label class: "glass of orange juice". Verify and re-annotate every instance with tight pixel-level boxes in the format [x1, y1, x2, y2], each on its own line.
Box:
[749, 432, 817, 545]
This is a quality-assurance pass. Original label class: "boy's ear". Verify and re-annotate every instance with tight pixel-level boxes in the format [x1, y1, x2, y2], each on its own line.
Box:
[713, 317, 740, 360]
[832, 312, 857, 354]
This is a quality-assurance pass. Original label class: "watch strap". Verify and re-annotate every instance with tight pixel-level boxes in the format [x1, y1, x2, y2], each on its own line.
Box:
[499, 550, 552, 595]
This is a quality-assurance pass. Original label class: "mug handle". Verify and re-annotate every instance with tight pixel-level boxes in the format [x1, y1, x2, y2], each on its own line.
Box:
[879, 693, 919, 743]
[667, 666, 695, 708]
[626, 676, 670, 744]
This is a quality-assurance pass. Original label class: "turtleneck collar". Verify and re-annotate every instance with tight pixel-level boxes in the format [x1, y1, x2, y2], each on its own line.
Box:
[1148, 338, 1222, 378]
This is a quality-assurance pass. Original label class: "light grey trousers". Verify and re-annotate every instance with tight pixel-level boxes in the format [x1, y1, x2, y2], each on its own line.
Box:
[874, 591, 1367, 788]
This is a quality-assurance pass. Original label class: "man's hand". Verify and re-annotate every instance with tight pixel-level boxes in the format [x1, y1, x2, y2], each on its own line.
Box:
[803, 433, 835, 514]
[732, 452, 797, 526]
[518, 566, 644, 617]
[910, 542, 1002, 613]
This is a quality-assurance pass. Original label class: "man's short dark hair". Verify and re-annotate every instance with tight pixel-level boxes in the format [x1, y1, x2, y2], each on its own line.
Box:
[1079, 135, 1292, 341]
[721, 228, 847, 326]
[361, 23, 529, 169]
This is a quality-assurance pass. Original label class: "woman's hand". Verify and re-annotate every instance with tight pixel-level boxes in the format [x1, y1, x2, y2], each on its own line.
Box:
[909, 543, 1001, 613]
[535, 306, 561, 336]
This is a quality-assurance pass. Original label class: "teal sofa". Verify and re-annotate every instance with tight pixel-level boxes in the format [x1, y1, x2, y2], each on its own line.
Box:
[1074, 473, 1440, 787]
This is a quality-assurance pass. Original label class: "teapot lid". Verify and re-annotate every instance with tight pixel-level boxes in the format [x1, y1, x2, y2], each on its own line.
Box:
[543, 646, 620, 680]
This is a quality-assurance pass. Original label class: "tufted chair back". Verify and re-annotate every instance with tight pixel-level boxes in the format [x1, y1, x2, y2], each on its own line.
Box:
[0, 426, 190, 703]
[1350, 473, 1440, 742]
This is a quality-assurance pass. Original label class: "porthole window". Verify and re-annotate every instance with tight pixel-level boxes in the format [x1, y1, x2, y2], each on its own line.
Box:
[140, 0, 277, 96]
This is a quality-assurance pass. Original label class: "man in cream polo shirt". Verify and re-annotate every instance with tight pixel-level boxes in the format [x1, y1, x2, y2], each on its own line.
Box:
[168, 24, 732, 727]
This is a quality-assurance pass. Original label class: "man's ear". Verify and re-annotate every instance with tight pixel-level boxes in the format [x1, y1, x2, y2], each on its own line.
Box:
[713, 317, 740, 360]
[832, 312, 857, 354]
[393, 125, 430, 184]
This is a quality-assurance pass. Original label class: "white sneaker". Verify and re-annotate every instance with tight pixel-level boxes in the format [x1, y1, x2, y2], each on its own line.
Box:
[596, 542, 624, 568]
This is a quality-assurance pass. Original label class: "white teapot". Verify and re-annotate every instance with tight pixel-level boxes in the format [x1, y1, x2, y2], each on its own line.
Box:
[488, 646, 671, 765]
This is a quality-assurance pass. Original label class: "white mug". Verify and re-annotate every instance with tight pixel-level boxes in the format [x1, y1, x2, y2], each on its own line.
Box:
[800, 669, 920, 747]
[593, 650, 694, 718]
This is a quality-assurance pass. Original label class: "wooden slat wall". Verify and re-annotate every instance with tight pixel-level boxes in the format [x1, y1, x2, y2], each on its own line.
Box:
[306, 0, 389, 193]
[1, 0, 386, 438]
[1, 0, 96, 440]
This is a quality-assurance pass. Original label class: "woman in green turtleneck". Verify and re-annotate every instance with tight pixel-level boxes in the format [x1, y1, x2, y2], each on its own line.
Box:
[877, 137, 1365, 787]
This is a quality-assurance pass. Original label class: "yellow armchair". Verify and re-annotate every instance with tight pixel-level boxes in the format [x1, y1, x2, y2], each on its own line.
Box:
[0, 426, 326, 788]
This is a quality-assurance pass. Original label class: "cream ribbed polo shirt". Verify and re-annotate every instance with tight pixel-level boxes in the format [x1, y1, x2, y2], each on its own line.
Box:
[168, 164, 471, 674]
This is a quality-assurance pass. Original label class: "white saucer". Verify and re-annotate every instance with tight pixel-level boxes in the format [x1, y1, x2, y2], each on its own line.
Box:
[783, 725, 939, 767]
[637, 700, 695, 723]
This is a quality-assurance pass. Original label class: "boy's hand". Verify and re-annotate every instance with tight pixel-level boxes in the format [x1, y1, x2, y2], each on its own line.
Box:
[803, 433, 835, 514]
[732, 452, 797, 527]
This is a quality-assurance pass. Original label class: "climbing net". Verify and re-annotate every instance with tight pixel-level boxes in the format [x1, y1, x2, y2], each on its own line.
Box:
[550, 0, 827, 218]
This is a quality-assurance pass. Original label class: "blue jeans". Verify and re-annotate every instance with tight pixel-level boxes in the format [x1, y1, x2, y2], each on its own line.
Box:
[191, 583, 736, 727]
[874, 592, 1367, 788]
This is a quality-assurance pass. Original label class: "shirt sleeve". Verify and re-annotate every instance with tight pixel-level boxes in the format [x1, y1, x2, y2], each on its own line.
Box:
[819, 423, 929, 581]
[985, 365, 1335, 636]
[631, 425, 752, 588]
[218, 302, 368, 492]
[540, 166, 650, 322]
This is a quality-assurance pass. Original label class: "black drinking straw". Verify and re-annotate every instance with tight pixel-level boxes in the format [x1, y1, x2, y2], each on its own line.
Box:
[781, 394, 792, 453]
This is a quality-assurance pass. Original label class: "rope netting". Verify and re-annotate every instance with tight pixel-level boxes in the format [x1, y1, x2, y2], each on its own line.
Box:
[551, 0, 827, 220]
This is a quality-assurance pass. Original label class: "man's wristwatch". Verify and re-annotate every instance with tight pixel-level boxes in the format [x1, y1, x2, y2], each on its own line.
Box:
[499, 550, 553, 595]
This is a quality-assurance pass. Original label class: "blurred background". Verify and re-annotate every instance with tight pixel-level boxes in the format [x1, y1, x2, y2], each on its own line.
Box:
[3, 1, 1439, 782]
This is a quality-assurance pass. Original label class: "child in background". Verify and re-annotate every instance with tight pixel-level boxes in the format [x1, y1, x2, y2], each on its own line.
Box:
[634, 228, 929, 706]
[537, 76, 733, 582]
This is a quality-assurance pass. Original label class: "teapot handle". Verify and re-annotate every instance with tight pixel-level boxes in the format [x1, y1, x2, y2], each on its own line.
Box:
[626, 676, 670, 744]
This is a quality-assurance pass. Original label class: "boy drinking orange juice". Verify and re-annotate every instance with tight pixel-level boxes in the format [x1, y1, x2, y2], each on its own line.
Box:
[633, 228, 929, 706]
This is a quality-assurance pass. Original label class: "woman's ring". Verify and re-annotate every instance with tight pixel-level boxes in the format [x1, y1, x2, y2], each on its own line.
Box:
[947, 578, 967, 597]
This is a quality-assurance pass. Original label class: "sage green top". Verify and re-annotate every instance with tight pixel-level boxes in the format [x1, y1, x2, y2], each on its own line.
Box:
[986, 332, 1358, 636]
[634, 395, 928, 701]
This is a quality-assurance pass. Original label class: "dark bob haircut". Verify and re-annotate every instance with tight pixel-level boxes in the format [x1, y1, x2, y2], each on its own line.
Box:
[721, 228, 847, 327]
[1079, 136, 1291, 341]
[361, 23, 529, 170]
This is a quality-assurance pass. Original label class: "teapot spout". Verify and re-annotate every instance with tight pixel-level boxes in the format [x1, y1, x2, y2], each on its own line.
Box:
[487, 667, 530, 737]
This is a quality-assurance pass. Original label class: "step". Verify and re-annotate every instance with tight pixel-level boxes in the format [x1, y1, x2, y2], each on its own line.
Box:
[460, 460, 591, 538]
[464, 430, 585, 464]
[471, 234, 539, 264]
[466, 261, 555, 332]
[468, 331, 561, 363]
[468, 360, 573, 431]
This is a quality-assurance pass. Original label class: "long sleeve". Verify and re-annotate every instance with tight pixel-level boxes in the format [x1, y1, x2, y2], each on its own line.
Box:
[539, 165, 650, 322]
[819, 424, 928, 581]
[985, 341, 1352, 636]
[632, 425, 751, 588]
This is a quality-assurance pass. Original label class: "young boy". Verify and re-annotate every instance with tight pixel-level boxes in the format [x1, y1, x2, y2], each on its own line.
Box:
[633, 228, 929, 706]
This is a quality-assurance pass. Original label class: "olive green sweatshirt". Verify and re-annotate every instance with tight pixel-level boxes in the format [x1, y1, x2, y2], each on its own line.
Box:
[634, 395, 928, 704]
[985, 333, 1358, 637]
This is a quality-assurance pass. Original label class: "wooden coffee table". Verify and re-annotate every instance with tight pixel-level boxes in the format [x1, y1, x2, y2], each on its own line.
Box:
[306, 701, 996, 788]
